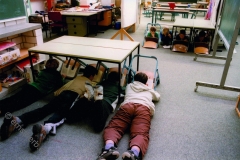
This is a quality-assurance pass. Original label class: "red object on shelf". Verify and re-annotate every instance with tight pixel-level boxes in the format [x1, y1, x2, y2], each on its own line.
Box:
[47, 0, 55, 11]
[80, 5, 90, 8]
[0, 42, 16, 52]
[168, 2, 176, 10]
[15, 57, 38, 72]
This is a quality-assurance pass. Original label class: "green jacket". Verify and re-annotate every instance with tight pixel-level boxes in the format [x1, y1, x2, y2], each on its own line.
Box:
[100, 80, 125, 105]
[31, 69, 63, 94]
[147, 32, 159, 39]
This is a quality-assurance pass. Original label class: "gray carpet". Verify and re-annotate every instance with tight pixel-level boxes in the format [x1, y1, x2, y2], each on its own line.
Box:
[0, 10, 240, 160]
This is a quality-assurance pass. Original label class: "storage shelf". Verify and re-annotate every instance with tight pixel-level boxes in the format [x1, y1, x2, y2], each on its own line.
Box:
[0, 48, 30, 69]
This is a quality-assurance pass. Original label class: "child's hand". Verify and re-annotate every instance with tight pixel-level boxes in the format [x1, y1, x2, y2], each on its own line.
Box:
[62, 74, 67, 79]
[151, 33, 155, 37]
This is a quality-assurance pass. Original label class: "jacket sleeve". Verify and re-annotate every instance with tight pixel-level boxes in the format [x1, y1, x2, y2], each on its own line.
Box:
[151, 90, 160, 102]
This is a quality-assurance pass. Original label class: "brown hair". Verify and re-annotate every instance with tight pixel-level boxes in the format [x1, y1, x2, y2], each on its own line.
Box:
[150, 26, 156, 32]
[45, 59, 59, 70]
[134, 72, 148, 84]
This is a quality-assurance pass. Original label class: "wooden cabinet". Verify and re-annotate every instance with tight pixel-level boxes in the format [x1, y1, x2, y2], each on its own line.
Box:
[66, 16, 88, 37]
[98, 10, 112, 27]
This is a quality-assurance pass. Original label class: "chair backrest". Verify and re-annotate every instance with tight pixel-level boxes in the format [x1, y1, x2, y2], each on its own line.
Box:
[194, 42, 209, 48]
[172, 40, 189, 46]
[48, 11, 63, 22]
[145, 37, 159, 43]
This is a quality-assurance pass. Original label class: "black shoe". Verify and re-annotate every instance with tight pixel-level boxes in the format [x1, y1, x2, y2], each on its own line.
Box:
[96, 146, 119, 160]
[0, 116, 21, 141]
[29, 124, 47, 151]
[122, 150, 140, 160]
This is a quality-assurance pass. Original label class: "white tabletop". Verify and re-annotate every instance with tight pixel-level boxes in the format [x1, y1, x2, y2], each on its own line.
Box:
[61, 11, 97, 16]
[29, 36, 140, 63]
[158, 3, 188, 7]
[50, 36, 140, 51]
[185, 8, 208, 11]
[173, 19, 195, 28]
[193, 19, 215, 29]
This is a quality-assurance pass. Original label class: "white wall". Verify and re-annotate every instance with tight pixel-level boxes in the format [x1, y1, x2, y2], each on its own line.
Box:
[30, 0, 46, 13]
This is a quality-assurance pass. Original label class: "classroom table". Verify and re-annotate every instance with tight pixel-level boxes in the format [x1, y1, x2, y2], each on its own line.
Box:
[172, 19, 195, 39]
[61, 9, 106, 36]
[151, 8, 189, 22]
[157, 3, 188, 8]
[172, 19, 215, 40]
[185, 8, 208, 18]
[28, 36, 140, 99]
[193, 19, 216, 60]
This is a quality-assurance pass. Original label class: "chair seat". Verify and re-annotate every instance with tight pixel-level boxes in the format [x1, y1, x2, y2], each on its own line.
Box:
[194, 47, 209, 54]
[143, 41, 158, 49]
[172, 44, 188, 53]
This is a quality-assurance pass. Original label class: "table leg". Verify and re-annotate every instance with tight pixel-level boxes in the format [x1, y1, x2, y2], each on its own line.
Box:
[137, 45, 140, 71]
[151, 10, 154, 23]
[28, 51, 35, 82]
[118, 63, 121, 102]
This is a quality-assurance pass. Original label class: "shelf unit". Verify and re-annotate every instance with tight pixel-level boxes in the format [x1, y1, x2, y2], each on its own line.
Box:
[0, 21, 46, 98]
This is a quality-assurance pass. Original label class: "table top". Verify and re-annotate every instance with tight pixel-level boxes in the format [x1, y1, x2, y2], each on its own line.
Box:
[154, 7, 208, 12]
[173, 19, 195, 28]
[197, 2, 209, 5]
[193, 19, 215, 29]
[158, 3, 188, 8]
[29, 36, 140, 63]
[173, 19, 215, 30]
[185, 8, 208, 11]
[153, 8, 189, 13]
[61, 11, 97, 16]
[50, 36, 140, 51]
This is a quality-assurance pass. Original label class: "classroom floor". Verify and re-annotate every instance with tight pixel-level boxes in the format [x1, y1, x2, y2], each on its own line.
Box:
[1, 8, 240, 160]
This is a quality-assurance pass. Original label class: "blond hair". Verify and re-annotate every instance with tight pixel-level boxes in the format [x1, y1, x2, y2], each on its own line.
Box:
[162, 27, 169, 35]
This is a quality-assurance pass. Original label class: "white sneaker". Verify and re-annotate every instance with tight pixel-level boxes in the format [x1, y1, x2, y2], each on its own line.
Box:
[45, 119, 65, 135]
[84, 81, 94, 101]
[93, 85, 103, 101]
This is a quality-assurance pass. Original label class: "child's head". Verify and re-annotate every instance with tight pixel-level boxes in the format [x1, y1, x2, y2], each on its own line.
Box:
[179, 30, 186, 39]
[134, 72, 148, 85]
[83, 65, 97, 79]
[199, 30, 206, 37]
[150, 26, 157, 33]
[162, 27, 169, 35]
[108, 71, 120, 82]
[45, 59, 59, 70]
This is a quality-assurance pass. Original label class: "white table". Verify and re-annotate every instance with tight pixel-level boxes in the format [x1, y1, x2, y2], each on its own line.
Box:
[28, 36, 140, 98]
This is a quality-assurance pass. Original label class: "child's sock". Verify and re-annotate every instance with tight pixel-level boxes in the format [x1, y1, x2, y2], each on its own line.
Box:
[131, 148, 140, 157]
[43, 124, 52, 134]
[15, 117, 22, 124]
[105, 141, 114, 150]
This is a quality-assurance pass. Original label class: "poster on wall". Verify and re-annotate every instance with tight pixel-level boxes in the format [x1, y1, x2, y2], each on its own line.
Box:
[121, 0, 137, 28]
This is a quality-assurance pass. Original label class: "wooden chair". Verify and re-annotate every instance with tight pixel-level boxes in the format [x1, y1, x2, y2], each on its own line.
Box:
[194, 42, 209, 54]
[171, 40, 189, 53]
[48, 11, 67, 37]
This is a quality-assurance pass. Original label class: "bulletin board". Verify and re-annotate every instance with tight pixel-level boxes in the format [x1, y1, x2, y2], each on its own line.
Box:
[0, 0, 26, 21]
